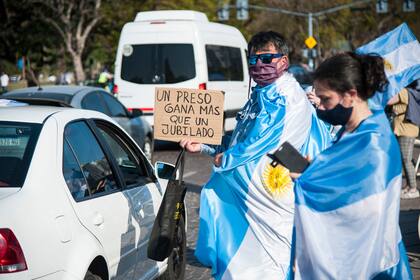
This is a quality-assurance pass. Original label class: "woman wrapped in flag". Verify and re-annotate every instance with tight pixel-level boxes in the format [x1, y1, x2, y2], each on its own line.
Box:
[293, 52, 413, 279]
[181, 31, 331, 279]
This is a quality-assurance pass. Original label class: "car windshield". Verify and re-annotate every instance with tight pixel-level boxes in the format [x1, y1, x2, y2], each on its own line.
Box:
[121, 44, 196, 84]
[0, 122, 42, 188]
[3, 91, 73, 105]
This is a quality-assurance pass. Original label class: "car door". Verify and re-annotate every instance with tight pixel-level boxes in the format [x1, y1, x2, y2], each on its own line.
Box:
[92, 120, 162, 280]
[99, 92, 144, 145]
[62, 120, 136, 280]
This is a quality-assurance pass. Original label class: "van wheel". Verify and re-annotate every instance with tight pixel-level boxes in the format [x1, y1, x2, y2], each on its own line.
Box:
[84, 270, 103, 280]
[159, 216, 186, 280]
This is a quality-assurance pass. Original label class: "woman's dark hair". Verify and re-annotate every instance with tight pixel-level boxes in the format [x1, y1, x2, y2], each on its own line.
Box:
[313, 52, 388, 100]
[248, 31, 289, 55]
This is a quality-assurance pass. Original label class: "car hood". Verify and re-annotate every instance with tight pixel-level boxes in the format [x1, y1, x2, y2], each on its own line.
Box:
[0, 188, 20, 200]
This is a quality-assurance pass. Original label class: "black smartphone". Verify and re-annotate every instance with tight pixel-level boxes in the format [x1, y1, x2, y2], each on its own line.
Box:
[267, 141, 309, 173]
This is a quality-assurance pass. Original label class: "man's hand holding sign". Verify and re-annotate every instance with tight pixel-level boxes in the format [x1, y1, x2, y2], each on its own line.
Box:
[154, 88, 224, 164]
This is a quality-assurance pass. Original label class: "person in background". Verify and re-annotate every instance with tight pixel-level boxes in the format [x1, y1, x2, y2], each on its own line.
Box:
[98, 67, 113, 92]
[292, 52, 412, 279]
[181, 31, 330, 279]
[1, 71, 9, 94]
[387, 80, 420, 199]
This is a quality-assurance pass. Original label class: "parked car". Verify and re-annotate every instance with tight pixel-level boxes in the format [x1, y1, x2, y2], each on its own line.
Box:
[288, 64, 313, 91]
[114, 10, 249, 131]
[0, 103, 186, 279]
[2, 86, 153, 160]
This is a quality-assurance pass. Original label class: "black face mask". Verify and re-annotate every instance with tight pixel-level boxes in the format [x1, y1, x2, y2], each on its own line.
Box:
[316, 103, 353, 126]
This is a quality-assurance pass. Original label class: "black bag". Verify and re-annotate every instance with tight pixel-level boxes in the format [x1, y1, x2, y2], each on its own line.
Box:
[147, 149, 187, 261]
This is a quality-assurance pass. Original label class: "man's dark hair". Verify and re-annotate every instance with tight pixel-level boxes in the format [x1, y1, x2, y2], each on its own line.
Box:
[248, 31, 289, 55]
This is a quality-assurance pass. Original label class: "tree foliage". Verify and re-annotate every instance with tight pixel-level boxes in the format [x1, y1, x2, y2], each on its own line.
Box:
[29, 0, 102, 83]
[0, 0, 418, 80]
[237, 0, 419, 66]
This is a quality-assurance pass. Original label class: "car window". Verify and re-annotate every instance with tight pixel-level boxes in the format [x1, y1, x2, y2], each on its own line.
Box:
[0, 122, 41, 188]
[64, 121, 119, 198]
[121, 44, 196, 84]
[96, 123, 150, 188]
[81, 92, 109, 115]
[63, 140, 88, 199]
[101, 92, 127, 117]
[288, 65, 313, 86]
[206, 45, 244, 81]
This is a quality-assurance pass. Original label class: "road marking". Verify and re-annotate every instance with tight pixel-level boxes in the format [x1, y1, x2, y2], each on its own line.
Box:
[184, 171, 198, 178]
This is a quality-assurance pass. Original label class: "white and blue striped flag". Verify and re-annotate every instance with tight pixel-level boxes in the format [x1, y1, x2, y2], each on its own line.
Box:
[357, 22, 420, 109]
[294, 111, 412, 279]
[195, 73, 331, 279]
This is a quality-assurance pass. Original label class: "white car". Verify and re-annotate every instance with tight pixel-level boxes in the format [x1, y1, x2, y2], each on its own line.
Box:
[0, 104, 186, 279]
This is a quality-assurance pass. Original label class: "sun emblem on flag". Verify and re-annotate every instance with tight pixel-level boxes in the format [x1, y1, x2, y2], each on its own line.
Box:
[261, 163, 293, 199]
[384, 59, 393, 72]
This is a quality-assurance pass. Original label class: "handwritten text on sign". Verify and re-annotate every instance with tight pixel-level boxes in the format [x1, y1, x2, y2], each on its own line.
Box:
[154, 87, 224, 145]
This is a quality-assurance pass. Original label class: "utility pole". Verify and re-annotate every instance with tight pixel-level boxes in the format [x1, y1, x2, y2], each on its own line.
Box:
[308, 13, 314, 69]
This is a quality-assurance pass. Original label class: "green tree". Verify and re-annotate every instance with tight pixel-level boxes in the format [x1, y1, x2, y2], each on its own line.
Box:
[87, 0, 148, 74]
[30, 0, 102, 83]
[238, 0, 419, 66]
[0, 0, 63, 85]
[1, 0, 418, 82]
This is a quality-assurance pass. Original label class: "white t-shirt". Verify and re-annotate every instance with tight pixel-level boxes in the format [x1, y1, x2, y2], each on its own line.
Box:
[1, 74, 9, 87]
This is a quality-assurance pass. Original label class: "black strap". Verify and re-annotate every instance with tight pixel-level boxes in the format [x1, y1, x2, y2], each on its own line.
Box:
[171, 148, 185, 184]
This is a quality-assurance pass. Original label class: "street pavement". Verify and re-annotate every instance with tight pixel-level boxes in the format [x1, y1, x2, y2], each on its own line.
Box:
[154, 149, 420, 280]
[401, 182, 420, 279]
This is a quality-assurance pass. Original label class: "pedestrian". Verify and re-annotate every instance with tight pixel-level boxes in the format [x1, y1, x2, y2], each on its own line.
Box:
[292, 52, 412, 279]
[181, 31, 331, 279]
[387, 80, 420, 199]
[98, 67, 112, 91]
[1, 71, 9, 94]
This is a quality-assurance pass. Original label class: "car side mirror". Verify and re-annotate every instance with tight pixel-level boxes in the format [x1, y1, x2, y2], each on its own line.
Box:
[130, 108, 143, 118]
[154, 161, 178, 180]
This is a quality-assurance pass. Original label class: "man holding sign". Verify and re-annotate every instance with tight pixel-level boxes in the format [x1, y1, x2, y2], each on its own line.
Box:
[181, 31, 331, 279]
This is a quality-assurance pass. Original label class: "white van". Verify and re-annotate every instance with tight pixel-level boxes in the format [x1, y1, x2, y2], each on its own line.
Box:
[114, 10, 249, 131]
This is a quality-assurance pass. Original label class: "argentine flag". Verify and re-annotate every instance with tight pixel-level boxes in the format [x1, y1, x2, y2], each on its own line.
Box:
[195, 73, 331, 279]
[294, 111, 412, 279]
[357, 23, 420, 109]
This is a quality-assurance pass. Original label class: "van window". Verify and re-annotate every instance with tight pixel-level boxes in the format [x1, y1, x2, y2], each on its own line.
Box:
[206, 45, 244, 81]
[121, 44, 196, 84]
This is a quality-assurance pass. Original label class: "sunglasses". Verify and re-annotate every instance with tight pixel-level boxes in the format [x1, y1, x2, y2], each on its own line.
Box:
[248, 53, 283, 65]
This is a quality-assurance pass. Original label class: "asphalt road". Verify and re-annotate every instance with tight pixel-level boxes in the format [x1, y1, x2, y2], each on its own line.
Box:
[153, 148, 420, 280]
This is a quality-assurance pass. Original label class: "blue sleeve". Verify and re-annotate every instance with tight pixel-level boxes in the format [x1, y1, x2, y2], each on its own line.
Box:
[200, 134, 232, 157]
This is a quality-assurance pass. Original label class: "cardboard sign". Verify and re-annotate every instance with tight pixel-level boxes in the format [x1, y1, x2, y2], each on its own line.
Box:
[154, 87, 224, 145]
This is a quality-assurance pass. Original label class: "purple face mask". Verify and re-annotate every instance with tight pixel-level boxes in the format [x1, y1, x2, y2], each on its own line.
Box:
[249, 59, 287, 87]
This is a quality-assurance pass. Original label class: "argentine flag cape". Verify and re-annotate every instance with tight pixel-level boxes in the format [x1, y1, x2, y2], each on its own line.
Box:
[294, 111, 413, 279]
[357, 22, 420, 110]
[195, 73, 331, 279]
